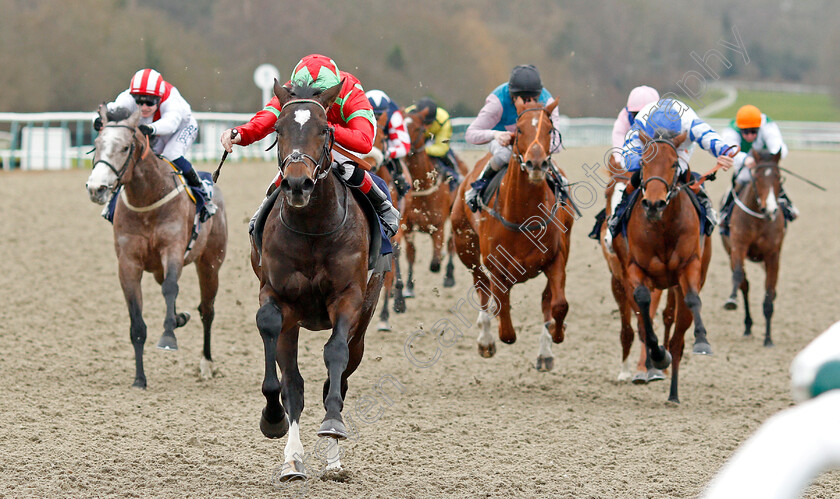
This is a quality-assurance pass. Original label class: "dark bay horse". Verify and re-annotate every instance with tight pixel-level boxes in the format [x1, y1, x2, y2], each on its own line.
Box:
[85, 107, 227, 389]
[451, 97, 573, 370]
[401, 107, 457, 295]
[599, 162, 674, 384]
[365, 112, 407, 331]
[721, 150, 786, 347]
[613, 130, 713, 403]
[250, 80, 384, 480]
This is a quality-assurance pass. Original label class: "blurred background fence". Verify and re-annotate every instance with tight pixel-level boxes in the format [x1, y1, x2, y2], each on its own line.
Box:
[2, 113, 840, 170]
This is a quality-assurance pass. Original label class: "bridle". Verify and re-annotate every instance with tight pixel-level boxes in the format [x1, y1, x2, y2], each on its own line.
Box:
[92, 124, 149, 190]
[511, 106, 558, 172]
[276, 99, 335, 185]
[734, 162, 780, 219]
[640, 138, 682, 205]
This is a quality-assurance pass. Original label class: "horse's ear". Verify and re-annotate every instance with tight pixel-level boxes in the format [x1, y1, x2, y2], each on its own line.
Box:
[773, 150, 782, 163]
[672, 131, 688, 148]
[546, 99, 558, 116]
[98, 103, 108, 124]
[274, 78, 292, 107]
[638, 130, 651, 144]
[126, 109, 141, 128]
[513, 95, 526, 113]
[319, 78, 344, 110]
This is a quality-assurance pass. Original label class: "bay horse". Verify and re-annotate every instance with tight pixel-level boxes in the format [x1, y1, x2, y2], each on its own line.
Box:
[401, 107, 457, 295]
[721, 150, 786, 347]
[85, 106, 227, 389]
[365, 112, 407, 331]
[599, 160, 674, 384]
[613, 130, 713, 403]
[451, 97, 573, 370]
[250, 79, 384, 480]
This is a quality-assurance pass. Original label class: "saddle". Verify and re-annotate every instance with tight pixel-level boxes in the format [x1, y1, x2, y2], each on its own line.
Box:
[252, 170, 392, 272]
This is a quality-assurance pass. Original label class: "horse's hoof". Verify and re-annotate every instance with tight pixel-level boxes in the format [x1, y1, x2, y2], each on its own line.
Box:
[535, 356, 554, 372]
[175, 311, 191, 328]
[157, 335, 178, 351]
[320, 466, 350, 482]
[403, 287, 415, 299]
[764, 338, 775, 348]
[317, 419, 348, 440]
[667, 396, 681, 404]
[631, 372, 648, 384]
[692, 341, 713, 355]
[723, 299, 737, 310]
[429, 261, 441, 273]
[477, 343, 496, 358]
[646, 368, 665, 383]
[275, 460, 307, 482]
[393, 294, 406, 313]
[132, 377, 147, 389]
[200, 357, 214, 380]
[443, 275, 455, 288]
[743, 329, 752, 337]
[260, 408, 289, 439]
[377, 321, 392, 332]
[652, 349, 672, 370]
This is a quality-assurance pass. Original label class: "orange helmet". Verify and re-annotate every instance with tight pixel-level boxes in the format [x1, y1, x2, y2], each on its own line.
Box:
[735, 105, 762, 129]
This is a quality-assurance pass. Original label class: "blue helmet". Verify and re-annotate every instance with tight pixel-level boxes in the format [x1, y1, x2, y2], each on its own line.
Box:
[366, 89, 394, 116]
[635, 99, 683, 138]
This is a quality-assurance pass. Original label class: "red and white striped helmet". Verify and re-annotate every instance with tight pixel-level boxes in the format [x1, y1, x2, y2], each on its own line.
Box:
[129, 69, 165, 97]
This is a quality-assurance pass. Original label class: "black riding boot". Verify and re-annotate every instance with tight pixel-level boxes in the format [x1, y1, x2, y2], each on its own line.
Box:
[718, 188, 736, 236]
[696, 187, 717, 237]
[363, 180, 401, 238]
[181, 167, 217, 222]
[465, 163, 500, 213]
[589, 208, 606, 240]
[779, 186, 799, 221]
[385, 159, 410, 198]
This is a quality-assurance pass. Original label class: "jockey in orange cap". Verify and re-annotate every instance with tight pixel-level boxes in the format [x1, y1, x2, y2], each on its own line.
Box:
[718, 104, 797, 234]
[220, 54, 400, 237]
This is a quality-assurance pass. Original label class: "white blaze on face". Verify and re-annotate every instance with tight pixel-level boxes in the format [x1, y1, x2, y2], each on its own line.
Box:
[531, 116, 538, 127]
[766, 189, 778, 215]
[294, 109, 311, 129]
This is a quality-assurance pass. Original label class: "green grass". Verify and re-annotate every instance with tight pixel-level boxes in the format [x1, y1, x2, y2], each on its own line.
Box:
[708, 90, 840, 122]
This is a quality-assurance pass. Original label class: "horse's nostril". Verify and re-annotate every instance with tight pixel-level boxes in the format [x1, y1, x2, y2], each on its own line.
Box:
[302, 178, 315, 192]
[641, 199, 650, 209]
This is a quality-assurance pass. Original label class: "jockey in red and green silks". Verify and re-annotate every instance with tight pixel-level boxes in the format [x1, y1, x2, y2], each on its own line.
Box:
[220, 54, 400, 237]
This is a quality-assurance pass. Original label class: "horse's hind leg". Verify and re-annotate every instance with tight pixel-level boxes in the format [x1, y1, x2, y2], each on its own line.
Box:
[392, 243, 406, 313]
[256, 295, 289, 440]
[119, 262, 147, 388]
[404, 232, 416, 298]
[443, 234, 456, 288]
[196, 259, 220, 379]
[429, 223, 444, 273]
[378, 268, 393, 331]
[157, 262, 184, 351]
[610, 275, 635, 382]
[276, 325, 307, 481]
[762, 254, 780, 347]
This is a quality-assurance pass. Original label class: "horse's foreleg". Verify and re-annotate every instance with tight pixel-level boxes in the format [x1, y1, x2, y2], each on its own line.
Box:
[119, 262, 147, 389]
[378, 268, 393, 331]
[537, 283, 555, 372]
[196, 258, 220, 380]
[320, 292, 362, 440]
[429, 222, 444, 273]
[725, 248, 747, 311]
[544, 253, 569, 344]
[404, 231, 416, 298]
[256, 295, 289, 440]
[474, 269, 496, 358]
[679, 260, 712, 355]
[392, 243, 406, 313]
[610, 275, 636, 382]
[628, 266, 671, 370]
[157, 262, 184, 351]
[667, 287, 692, 404]
[763, 254, 780, 347]
[275, 325, 306, 481]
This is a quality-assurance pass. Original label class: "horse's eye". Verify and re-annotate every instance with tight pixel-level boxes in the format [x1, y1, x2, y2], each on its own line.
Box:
[122, 146, 129, 152]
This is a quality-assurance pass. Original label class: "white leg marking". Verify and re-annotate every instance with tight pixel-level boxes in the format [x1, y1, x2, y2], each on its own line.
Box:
[537, 323, 553, 360]
[199, 357, 213, 380]
[284, 421, 305, 465]
[324, 437, 342, 471]
[476, 310, 494, 347]
[618, 357, 632, 382]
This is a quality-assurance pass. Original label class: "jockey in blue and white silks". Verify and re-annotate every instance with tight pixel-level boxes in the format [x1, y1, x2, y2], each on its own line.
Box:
[605, 98, 739, 245]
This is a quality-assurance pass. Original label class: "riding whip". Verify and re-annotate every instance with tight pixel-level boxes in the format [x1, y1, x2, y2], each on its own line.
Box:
[778, 167, 826, 191]
[212, 129, 238, 182]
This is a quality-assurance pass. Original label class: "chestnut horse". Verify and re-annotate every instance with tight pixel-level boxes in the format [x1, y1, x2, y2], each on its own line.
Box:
[365, 112, 407, 331]
[451, 98, 573, 370]
[599, 160, 674, 384]
[721, 150, 786, 347]
[401, 107, 457, 295]
[250, 80, 384, 480]
[85, 107, 227, 389]
[613, 130, 713, 403]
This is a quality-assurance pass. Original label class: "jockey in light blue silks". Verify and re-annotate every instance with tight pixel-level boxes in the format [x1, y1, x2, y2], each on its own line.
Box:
[604, 98, 741, 249]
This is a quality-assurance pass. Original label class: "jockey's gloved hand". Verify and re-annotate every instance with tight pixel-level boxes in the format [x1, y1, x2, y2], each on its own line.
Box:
[93, 116, 103, 132]
[138, 124, 155, 136]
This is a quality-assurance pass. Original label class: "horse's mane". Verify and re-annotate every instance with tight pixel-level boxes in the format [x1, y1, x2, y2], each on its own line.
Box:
[107, 106, 133, 123]
[287, 81, 326, 100]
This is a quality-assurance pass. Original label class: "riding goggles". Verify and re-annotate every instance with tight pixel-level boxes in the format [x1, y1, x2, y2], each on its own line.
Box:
[133, 95, 160, 107]
[741, 127, 759, 136]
